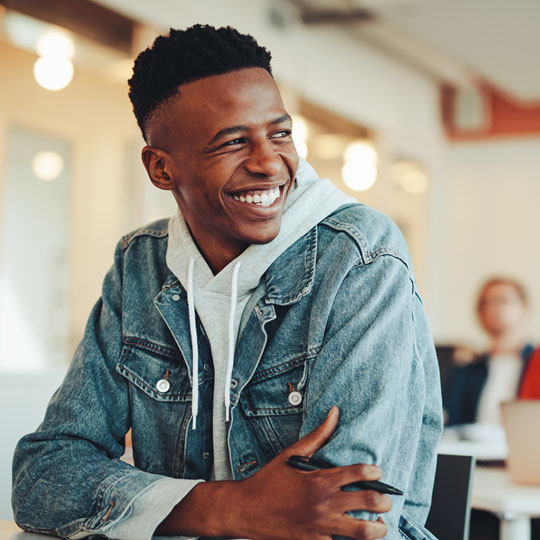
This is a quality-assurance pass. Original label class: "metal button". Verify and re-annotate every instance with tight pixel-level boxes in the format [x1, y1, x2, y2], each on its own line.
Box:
[288, 391, 303, 406]
[202, 452, 210, 460]
[172, 294, 180, 301]
[230, 379, 238, 389]
[203, 363, 210, 372]
[156, 379, 170, 393]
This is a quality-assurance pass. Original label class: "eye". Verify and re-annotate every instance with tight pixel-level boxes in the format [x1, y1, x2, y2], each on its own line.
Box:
[270, 129, 292, 139]
[222, 137, 245, 147]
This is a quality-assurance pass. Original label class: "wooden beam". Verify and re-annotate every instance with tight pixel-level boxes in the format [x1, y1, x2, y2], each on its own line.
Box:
[0, 0, 134, 54]
[300, 99, 370, 139]
[301, 8, 374, 25]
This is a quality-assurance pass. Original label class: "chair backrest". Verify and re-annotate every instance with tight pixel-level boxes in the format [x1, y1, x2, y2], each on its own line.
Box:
[434, 345, 456, 404]
[425, 453, 475, 540]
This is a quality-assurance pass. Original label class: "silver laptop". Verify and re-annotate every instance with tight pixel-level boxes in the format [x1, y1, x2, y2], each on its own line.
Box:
[501, 400, 540, 485]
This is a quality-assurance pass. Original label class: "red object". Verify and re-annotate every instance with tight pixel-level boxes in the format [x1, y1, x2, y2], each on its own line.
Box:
[519, 347, 540, 399]
[441, 83, 540, 141]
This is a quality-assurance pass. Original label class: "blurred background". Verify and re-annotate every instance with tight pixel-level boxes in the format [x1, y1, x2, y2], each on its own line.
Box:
[1, 0, 540, 520]
[2, 0, 540, 373]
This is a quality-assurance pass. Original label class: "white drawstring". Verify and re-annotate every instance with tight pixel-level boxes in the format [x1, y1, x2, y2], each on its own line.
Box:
[225, 261, 242, 421]
[187, 257, 199, 430]
[186, 258, 241, 428]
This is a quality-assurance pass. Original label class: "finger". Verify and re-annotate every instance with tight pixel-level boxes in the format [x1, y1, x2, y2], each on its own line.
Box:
[334, 489, 393, 514]
[285, 406, 340, 457]
[317, 462, 383, 484]
[336, 516, 388, 540]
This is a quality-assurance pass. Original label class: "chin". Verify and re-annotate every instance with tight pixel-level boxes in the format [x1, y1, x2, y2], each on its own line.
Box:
[238, 222, 282, 246]
[244, 229, 281, 245]
[246, 234, 280, 245]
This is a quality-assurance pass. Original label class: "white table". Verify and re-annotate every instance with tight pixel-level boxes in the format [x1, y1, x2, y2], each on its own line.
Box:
[472, 466, 540, 540]
[0, 520, 47, 539]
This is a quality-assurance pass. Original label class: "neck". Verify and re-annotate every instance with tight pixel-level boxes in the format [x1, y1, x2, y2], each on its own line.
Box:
[190, 232, 247, 275]
[489, 327, 529, 355]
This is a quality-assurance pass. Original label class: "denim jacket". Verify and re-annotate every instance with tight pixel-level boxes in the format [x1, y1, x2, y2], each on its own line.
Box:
[12, 204, 443, 540]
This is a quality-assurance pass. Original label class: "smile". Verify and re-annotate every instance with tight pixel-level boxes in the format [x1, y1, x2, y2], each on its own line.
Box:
[230, 186, 280, 207]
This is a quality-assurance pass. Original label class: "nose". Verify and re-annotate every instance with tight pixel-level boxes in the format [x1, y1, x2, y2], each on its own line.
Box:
[244, 140, 282, 177]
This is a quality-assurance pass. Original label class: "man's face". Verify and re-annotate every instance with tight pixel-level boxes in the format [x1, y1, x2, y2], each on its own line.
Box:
[478, 283, 527, 337]
[145, 68, 299, 271]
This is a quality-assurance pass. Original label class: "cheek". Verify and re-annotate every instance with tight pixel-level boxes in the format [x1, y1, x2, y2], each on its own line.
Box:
[284, 147, 299, 171]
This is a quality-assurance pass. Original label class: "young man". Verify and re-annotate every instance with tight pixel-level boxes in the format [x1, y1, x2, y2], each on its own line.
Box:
[12, 25, 442, 540]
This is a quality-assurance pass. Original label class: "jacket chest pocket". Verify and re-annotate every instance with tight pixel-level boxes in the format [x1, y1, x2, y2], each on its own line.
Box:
[239, 355, 310, 456]
[116, 339, 193, 476]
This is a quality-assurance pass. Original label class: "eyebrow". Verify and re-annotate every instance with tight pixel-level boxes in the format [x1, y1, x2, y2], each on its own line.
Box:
[207, 114, 292, 145]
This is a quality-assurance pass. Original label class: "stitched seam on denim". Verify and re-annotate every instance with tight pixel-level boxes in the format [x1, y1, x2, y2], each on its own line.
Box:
[81, 470, 138, 532]
[248, 405, 303, 413]
[119, 343, 213, 388]
[121, 221, 169, 249]
[98, 477, 165, 532]
[15, 468, 129, 536]
[117, 364, 192, 401]
[91, 475, 162, 533]
[116, 347, 192, 400]
[398, 512, 431, 540]
[351, 253, 415, 293]
[16, 519, 86, 537]
[265, 228, 317, 305]
[122, 336, 180, 359]
[321, 217, 369, 262]
[249, 347, 320, 383]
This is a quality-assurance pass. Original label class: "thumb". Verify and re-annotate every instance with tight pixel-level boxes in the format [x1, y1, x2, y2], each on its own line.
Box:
[286, 406, 339, 458]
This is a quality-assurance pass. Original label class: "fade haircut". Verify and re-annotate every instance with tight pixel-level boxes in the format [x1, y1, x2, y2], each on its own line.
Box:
[128, 24, 273, 141]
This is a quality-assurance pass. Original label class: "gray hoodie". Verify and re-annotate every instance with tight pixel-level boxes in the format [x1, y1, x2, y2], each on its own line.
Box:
[105, 159, 356, 540]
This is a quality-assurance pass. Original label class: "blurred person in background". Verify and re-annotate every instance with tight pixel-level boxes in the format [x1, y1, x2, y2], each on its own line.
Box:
[445, 277, 536, 429]
[444, 277, 539, 540]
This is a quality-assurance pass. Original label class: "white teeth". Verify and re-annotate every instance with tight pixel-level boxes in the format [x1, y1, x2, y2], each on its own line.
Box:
[231, 186, 280, 207]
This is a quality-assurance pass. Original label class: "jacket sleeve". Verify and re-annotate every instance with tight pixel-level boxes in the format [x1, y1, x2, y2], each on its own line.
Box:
[299, 252, 443, 539]
[11, 240, 202, 540]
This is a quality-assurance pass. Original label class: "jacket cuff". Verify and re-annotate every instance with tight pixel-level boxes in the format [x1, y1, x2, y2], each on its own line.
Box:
[79, 474, 203, 540]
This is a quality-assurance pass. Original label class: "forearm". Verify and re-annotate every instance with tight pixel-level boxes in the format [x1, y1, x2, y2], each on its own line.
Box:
[156, 479, 245, 538]
[157, 409, 390, 540]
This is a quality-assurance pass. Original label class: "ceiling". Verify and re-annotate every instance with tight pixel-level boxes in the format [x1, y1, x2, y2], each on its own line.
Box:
[7, 0, 538, 103]
[289, 0, 540, 103]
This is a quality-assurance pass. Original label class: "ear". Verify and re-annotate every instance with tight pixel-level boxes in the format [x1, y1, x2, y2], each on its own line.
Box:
[141, 146, 176, 191]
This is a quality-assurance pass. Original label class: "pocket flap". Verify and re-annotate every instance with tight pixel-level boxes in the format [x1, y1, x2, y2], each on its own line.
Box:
[116, 338, 192, 402]
[241, 355, 309, 417]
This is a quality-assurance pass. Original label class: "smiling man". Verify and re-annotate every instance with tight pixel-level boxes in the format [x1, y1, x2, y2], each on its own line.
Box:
[12, 25, 443, 540]
[141, 67, 298, 272]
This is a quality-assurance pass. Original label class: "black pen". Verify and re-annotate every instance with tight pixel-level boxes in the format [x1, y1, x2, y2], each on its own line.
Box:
[286, 455, 403, 496]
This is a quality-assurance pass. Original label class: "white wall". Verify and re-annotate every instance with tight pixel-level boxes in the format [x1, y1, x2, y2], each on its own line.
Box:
[431, 137, 540, 347]
[0, 41, 144, 358]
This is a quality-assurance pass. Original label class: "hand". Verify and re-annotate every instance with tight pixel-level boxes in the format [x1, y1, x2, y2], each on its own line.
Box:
[225, 406, 391, 540]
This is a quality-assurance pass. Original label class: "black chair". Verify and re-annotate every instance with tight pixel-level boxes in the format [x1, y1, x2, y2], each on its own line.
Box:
[425, 453, 476, 540]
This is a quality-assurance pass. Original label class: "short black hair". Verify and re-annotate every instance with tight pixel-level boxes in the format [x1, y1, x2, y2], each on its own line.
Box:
[128, 24, 273, 140]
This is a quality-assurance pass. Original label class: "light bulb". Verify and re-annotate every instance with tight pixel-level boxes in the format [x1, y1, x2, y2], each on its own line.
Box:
[32, 151, 64, 181]
[36, 31, 75, 59]
[342, 160, 377, 191]
[33, 56, 74, 91]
